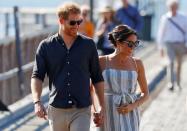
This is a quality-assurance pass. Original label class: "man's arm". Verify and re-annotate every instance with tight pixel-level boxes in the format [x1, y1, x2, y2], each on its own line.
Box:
[157, 15, 167, 57]
[31, 78, 47, 120]
[89, 40, 105, 126]
[93, 81, 105, 127]
[157, 16, 166, 48]
[31, 78, 43, 102]
[93, 81, 105, 110]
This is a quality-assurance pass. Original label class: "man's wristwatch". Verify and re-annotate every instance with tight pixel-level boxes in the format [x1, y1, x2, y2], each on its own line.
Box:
[34, 100, 40, 105]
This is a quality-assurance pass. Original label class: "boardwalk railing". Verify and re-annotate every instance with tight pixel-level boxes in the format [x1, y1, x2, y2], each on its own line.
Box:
[0, 26, 57, 105]
[0, 7, 57, 38]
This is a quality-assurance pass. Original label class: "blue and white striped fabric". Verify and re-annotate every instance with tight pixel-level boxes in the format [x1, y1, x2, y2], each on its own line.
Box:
[102, 69, 140, 131]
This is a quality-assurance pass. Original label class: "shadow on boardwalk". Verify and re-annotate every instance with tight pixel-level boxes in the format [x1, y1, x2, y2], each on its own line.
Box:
[140, 60, 187, 131]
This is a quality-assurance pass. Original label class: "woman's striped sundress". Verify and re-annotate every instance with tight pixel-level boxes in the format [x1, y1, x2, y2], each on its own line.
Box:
[102, 68, 140, 131]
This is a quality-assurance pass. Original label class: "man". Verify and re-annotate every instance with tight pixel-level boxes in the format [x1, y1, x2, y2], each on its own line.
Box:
[31, 2, 104, 131]
[115, 0, 143, 33]
[157, 0, 187, 91]
[79, 5, 95, 38]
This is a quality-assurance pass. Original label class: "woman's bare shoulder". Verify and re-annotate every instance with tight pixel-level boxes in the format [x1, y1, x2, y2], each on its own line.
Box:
[132, 57, 142, 64]
[99, 55, 107, 71]
[132, 57, 144, 71]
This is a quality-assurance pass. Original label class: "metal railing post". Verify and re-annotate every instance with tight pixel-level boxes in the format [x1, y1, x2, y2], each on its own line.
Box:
[35, 13, 40, 24]
[89, 0, 94, 22]
[41, 13, 47, 28]
[5, 12, 9, 36]
[13, 6, 25, 96]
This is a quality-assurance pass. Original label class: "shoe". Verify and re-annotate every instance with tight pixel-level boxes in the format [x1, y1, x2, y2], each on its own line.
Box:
[168, 86, 174, 91]
[177, 84, 182, 91]
[167, 83, 174, 91]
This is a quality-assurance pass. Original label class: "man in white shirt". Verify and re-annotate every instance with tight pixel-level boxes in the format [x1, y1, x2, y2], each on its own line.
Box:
[157, 0, 187, 91]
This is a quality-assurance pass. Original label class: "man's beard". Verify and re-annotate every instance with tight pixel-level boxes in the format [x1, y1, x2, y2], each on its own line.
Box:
[66, 29, 77, 37]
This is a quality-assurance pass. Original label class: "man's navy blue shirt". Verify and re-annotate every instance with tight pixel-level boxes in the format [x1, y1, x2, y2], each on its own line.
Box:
[32, 33, 104, 108]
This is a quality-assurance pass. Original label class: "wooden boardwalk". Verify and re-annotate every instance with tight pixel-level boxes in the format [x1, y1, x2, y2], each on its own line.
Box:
[140, 60, 187, 131]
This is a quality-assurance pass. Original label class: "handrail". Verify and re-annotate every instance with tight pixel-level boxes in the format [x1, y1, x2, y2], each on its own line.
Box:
[0, 7, 56, 14]
[0, 42, 155, 82]
[0, 62, 34, 81]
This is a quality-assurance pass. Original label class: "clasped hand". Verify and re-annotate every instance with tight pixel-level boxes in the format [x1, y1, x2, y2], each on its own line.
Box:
[117, 103, 134, 114]
[93, 109, 104, 127]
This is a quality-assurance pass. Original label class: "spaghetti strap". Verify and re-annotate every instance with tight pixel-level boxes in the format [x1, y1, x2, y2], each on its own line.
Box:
[105, 56, 109, 69]
[132, 57, 138, 72]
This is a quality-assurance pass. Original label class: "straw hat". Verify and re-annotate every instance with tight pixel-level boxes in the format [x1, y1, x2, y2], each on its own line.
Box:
[81, 5, 90, 12]
[99, 6, 115, 13]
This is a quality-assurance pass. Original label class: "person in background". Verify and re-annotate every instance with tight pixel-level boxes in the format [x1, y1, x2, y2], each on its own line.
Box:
[95, 6, 120, 55]
[157, 0, 187, 91]
[99, 24, 149, 131]
[79, 5, 95, 38]
[115, 0, 143, 33]
[31, 2, 104, 131]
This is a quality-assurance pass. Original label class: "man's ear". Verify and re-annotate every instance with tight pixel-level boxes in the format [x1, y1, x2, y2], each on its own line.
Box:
[59, 18, 64, 24]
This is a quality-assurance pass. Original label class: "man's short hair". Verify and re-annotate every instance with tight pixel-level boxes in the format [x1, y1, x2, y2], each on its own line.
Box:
[57, 2, 81, 19]
[166, 0, 178, 7]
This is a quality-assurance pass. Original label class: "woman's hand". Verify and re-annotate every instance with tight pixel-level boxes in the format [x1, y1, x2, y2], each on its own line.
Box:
[116, 103, 135, 114]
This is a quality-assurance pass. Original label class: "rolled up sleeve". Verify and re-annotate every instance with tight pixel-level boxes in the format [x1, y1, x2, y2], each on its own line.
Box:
[32, 41, 47, 81]
[89, 41, 104, 84]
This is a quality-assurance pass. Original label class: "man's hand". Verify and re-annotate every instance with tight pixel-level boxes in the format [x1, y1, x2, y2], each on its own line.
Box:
[92, 82, 105, 127]
[34, 102, 47, 120]
[93, 108, 104, 127]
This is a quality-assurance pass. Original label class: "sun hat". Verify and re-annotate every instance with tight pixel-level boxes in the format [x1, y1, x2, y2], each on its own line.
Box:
[99, 6, 115, 13]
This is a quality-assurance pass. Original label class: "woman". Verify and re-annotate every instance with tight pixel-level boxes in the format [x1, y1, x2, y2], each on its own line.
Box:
[99, 25, 149, 131]
[95, 6, 120, 55]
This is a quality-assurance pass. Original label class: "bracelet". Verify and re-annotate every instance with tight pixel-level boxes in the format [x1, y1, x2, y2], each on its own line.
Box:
[34, 100, 40, 104]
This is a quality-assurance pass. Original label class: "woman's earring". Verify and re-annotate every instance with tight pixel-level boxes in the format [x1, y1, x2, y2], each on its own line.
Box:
[117, 47, 120, 54]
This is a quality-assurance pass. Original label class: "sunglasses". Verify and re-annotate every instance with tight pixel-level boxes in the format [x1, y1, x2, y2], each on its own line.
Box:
[121, 40, 140, 48]
[68, 19, 83, 26]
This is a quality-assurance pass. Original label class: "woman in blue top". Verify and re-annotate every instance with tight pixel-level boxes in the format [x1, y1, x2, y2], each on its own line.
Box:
[95, 6, 120, 55]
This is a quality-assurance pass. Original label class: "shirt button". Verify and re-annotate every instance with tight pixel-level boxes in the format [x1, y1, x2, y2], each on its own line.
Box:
[67, 61, 70, 64]
[68, 72, 70, 76]
[67, 83, 70, 86]
[69, 94, 71, 96]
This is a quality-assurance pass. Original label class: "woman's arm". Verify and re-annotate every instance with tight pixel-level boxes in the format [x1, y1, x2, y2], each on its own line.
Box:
[98, 55, 106, 71]
[134, 59, 149, 107]
[117, 58, 149, 114]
